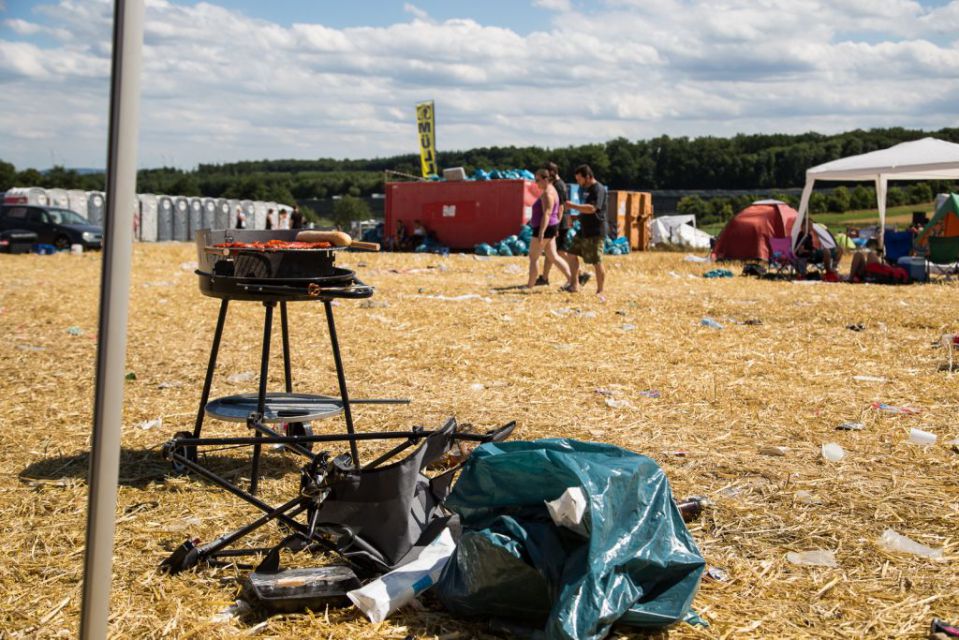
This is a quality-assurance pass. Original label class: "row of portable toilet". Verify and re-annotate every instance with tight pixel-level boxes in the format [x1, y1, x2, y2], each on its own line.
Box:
[4, 186, 105, 224]
[139, 195, 292, 242]
[3, 186, 293, 241]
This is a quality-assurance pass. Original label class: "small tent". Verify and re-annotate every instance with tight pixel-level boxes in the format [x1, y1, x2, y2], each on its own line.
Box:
[711, 200, 797, 261]
[915, 193, 959, 249]
[651, 214, 712, 249]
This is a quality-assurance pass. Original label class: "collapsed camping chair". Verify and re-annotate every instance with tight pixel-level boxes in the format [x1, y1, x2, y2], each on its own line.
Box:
[767, 237, 797, 277]
[927, 236, 959, 278]
[160, 417, 515, 583]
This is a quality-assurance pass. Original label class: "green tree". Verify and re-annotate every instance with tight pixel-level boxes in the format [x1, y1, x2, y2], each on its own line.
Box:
[851, 185, 874, 210]
[886, 187, 906, 207]
[677, 195, 709, 218]
[827, 186, 851, 212]
[0, 160, 16, 191]
[43, 165, 82, 189]
[907, 182, 933, 204]
[809, 192, 828, 214]
[330, 195, 370, 229]
[17, 168, 43, 185]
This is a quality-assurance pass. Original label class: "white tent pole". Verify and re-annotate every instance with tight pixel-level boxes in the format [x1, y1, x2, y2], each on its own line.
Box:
[79, 1, 144, 639]
[875, 175, 888, 252]
[791, 178, 815, 249]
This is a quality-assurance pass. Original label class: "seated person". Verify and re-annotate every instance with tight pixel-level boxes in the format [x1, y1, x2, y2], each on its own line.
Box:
[392, 223, 410, 251]
[849, 247, 880, 282]
[412, 220, 428, 244]
[795, 231, 842, 275]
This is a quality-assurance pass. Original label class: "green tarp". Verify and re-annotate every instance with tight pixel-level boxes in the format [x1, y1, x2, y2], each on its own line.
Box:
[436, 439, 705, 640]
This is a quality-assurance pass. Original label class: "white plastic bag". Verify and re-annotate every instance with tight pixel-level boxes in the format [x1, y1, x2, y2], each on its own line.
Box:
[878, 529, 944, 560]
[545, 486, 589, 537]
[347, 528, 455, 623]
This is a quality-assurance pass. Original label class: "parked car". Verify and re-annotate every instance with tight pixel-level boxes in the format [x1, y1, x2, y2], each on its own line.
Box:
[0, 204, 103, 250]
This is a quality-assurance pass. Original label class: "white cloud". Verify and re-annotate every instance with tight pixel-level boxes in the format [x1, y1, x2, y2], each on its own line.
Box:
[403, 3, 431, 21]
[533, 0, 573, 11]
[0, 0, 955, 170]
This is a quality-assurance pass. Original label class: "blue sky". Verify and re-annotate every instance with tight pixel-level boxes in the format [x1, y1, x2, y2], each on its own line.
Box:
[187, 0, 548, 33]
[1, 0, 958, 171]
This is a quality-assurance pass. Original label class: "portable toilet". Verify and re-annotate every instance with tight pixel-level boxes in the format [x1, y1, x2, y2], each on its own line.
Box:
[87, 191, 106, 226]
[3, 186, 49, 205]
[253, 201, 267, 231]
[67, 190, 89, 219]
[202, 198, 217, 230]
[139, 194, 158, 242]
[47, 188, 69, 208]
[264, 201, 278, 229]
[157, 195, 174, 241]
[228, 199, 242, 228]
[241, 200, 256, 229]
[215, 198, 231, 230]
[188, 197, 203, 240]
[173, 196, 190, 241]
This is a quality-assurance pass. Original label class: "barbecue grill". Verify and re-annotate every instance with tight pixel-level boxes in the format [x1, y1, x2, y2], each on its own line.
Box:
[188, 229, 382, 492]
[160, 229, 517, 584]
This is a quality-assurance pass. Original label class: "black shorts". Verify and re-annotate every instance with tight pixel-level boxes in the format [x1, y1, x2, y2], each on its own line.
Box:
[556, 226, 572, 251]
[533, 224, 559, 239]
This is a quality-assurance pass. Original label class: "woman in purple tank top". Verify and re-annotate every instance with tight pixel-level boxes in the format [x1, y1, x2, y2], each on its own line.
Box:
[527, 169, 572, 288]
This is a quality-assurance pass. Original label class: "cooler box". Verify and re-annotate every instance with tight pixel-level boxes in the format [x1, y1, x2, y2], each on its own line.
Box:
[897, 256, 927, 282]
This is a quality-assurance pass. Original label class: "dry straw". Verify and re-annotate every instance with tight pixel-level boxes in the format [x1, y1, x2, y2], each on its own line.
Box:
[0, 244, 957, 638]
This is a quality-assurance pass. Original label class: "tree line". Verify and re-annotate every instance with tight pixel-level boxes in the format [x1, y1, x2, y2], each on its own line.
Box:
[2, 126, 957, 207]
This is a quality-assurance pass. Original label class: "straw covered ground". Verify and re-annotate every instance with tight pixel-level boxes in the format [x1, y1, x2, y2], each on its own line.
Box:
[1, 243, 957, 639]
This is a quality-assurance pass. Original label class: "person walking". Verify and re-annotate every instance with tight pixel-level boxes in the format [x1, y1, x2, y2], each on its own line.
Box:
[537, 162, 574, 286]
[235, 206, 246, 229]
[564, 164, 607, 297]
[265, 208, 274, 230]
[278, 209, 290, 230]
[527, 168, 571, 289]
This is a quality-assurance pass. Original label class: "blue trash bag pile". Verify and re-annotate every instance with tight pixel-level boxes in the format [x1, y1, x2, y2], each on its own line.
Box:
[33, 243, 57, 255]
[475, 224, 533, 256]
[414, 235, 450, 256]
[475, 223, 630, 257]
[361, 223, 384, 245]
[563, 221, 631, 256]
[604, 236, 630, 255]
[470, 168, 536, 181]
[436, 439, 706, 640]
[703, 268, 734, 279]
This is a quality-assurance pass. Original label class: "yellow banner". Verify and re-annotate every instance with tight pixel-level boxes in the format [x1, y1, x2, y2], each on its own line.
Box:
[416, 101, 438, 178]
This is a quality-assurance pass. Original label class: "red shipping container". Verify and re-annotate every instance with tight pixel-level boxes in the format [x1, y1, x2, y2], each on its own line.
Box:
[385, 180, 540, 250]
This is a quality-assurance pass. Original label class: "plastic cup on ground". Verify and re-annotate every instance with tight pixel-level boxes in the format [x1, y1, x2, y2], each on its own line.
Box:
[908, 428, 937, 446]
[821, 443, 845, 462]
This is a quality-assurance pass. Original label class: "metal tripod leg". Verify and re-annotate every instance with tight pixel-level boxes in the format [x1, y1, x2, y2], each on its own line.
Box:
[324, 300, 360, 467]
[280, 301, 292, 393]
[250, 301, 275, 494]
[193, 298, 229, 438]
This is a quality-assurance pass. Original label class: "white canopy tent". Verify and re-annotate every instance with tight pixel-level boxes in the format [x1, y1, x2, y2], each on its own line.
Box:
[791, 137, 959, 250]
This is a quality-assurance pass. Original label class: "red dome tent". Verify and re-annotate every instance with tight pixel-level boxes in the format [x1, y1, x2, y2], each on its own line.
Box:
[711, 200, 798, 261]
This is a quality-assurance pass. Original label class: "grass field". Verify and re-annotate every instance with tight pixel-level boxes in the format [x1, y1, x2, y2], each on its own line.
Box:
[1, 244, 957, 639]
[699, 201, 935, 237]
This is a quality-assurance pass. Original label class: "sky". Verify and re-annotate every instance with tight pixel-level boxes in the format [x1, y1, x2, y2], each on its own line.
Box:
[0, 0, 957, 171]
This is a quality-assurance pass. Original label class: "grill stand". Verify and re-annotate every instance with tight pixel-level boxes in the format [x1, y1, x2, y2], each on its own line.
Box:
[191, 295, 364, 494]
